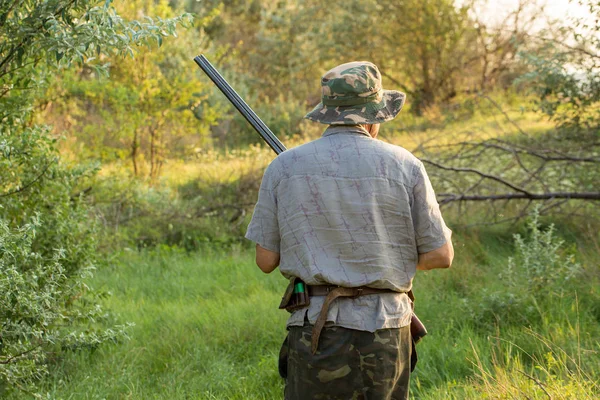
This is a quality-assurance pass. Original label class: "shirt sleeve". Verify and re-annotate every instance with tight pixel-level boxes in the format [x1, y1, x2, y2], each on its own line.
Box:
[245, 161, 281, 253]
[411, 161, 451, 254]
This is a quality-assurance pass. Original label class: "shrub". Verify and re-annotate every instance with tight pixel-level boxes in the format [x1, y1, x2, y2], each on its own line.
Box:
[0, 130, 133, 397]
[506, 211, 580, 295]
[0, 0, 190, 395]
[90, 151, 265, 252]
[468, 209, 581, 329]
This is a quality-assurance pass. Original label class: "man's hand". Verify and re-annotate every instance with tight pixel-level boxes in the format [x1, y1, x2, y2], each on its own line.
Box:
[255, 244, 280, 274]
[417, 236, 454, 271]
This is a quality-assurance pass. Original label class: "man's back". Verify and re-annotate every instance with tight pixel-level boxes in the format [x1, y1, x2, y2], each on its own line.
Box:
[274, 125, 421, 289]
[246, 125, 449, 332]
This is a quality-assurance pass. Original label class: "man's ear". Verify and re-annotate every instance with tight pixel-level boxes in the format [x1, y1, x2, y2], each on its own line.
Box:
[370, 124, 380, 138]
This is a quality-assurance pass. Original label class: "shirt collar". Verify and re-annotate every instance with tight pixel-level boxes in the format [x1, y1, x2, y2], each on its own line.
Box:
[322, 125, 372, 138]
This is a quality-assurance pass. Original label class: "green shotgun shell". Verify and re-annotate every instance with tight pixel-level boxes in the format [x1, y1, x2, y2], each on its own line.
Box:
[294, 282, 305, 293]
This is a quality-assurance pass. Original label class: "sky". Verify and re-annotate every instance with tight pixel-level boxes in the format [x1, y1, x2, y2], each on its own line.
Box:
[473, 0, 593, 31]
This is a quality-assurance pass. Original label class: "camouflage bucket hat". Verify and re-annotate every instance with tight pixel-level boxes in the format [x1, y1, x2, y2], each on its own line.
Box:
[304, 61, 406, 125]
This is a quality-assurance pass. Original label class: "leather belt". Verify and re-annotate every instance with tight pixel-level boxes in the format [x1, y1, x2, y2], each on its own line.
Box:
[306, 284, 405, 354]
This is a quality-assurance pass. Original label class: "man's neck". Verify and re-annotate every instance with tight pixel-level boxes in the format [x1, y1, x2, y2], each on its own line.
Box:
[322, 125, 371, 138]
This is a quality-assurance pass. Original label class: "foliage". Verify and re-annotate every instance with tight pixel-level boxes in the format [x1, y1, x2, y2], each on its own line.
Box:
[0, 124, 135, 397]
[42, 1, 222, 180]
[368, 0, 476, 112]
[518, 0, 600, 131]
[6, 228, 597, 399]
[0, 198, 132, 396]
[187, 0, 537, 117]
[90, 146, 271, 251]
[467, 209, 582, 330]
[0, 0, 191, 122]
[0, 0, 190, 395]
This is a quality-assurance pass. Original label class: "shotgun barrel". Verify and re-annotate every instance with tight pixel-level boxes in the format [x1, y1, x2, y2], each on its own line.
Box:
[194, 55, 287, 155]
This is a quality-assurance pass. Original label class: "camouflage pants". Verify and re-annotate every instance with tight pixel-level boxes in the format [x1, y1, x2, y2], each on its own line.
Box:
[281, 319, 411, 400]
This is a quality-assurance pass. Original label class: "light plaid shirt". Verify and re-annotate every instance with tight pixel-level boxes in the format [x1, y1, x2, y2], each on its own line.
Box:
[246, 125, 450, 331]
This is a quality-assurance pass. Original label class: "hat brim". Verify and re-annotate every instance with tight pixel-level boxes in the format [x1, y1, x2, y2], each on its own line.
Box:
[304, 90, 405, 125]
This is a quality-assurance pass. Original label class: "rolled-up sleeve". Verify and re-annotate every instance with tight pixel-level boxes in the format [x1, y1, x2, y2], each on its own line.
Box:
[245, 161, 281, 253]
[411, 162, 451, 254]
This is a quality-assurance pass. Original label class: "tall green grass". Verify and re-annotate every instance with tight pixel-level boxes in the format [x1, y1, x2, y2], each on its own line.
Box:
[17, 224, 599, 399]
[30, 246, 287, 399]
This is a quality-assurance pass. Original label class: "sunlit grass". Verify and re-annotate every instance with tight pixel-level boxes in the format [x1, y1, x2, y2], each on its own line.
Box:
[94, 105, 555, 198]
[32, 247, 288, 399]
[21, 227, 599, 399]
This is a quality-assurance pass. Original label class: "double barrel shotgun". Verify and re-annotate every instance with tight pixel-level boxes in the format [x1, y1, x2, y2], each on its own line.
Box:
[193, 55, 427, 357]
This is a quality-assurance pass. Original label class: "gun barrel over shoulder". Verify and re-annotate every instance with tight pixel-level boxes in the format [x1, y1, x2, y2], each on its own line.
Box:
[194, 55, 287, 155]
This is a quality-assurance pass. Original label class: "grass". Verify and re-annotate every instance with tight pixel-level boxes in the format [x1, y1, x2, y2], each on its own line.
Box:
[25, 94, 597, 399]
[17, 225, 599, 399]
[34, 246, 288, 399]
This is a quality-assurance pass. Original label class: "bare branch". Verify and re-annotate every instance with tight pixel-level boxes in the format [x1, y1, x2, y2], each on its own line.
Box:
[484, 139, 600, 163]
[478, 94, 530, 137]
[522, 32, 600, 60]
[418, 140, 600, 163]
[0, 344, 41, 365]
[421, 158, 532, 194]
[0, 160, 54, 198]
[438, 192, 600, 205]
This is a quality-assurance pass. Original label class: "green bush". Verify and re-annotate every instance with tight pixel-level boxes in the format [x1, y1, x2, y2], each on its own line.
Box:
[0, 0, 190, 395]
[90, 164, 262, 252]
[507, 212, 580, 293]
[467, 209, 582, 330]
[0, 130, 133, 397]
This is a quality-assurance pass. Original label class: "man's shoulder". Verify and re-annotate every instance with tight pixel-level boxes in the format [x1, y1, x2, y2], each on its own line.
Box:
[365, 139, 422, 175]
[263, 142, 316, 178]
[272, 138, 322, 163]
[375, 140, 420, 162]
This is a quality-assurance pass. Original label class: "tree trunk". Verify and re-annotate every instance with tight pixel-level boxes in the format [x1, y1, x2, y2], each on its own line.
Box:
[149, 125, 156, 182]
[131, 129, 139, 177]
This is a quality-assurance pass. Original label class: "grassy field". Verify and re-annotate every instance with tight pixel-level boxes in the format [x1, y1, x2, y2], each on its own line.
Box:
[33, 246, 288, 399]
[19, 224, 599, 399]
[15, 103, 597, 399]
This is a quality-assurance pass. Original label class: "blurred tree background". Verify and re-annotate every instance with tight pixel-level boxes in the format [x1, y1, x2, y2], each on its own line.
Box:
[40, 0, 598, 241]
[1, 0, 599, 397]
